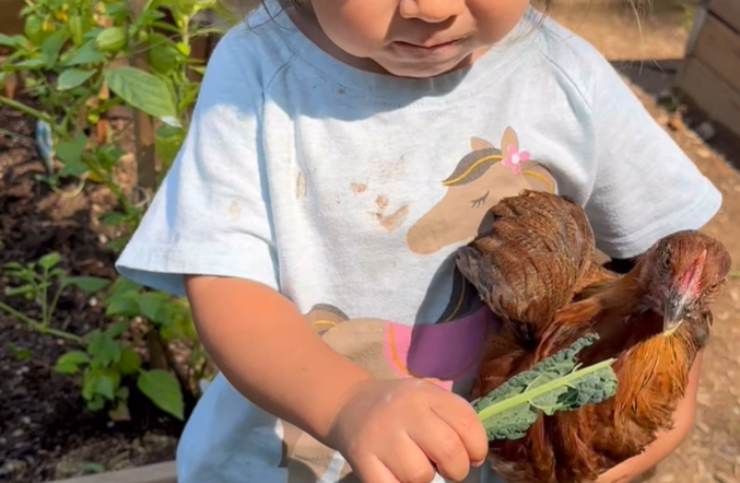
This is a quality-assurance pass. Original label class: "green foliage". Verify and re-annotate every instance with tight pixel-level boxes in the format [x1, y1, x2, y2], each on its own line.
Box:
[1, 252, 109, 339]
[155, 124, 186, 169]
[105, 67, 178, 122]
[54, 321, 141, 417]
[1, 251, 195, 421]
[105, 278, 210, 392]
[54, 350, 91, 374]
[57, 68, 95, 90]
[6, 343, 33, 362]
[2, 0, 222, 135]
[0, 0, 226, 235]
[78, 462, 106, 475]
[138, 369, 184, 419]
[95, 27, 126, 52]
[53, 311, 186, 420]
[473, 335, 618, 441]
[50, 275, 209, 420]
[106, 278, 197, 342]
[0, 0, 225, 423]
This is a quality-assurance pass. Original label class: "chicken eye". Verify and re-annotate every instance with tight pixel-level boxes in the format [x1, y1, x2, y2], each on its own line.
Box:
[662, 255, 671, 269]
[471, 191, 490, 208]
[660, 249, 672, 270]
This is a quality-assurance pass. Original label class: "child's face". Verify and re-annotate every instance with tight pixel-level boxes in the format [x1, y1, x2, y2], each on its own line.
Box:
[307, 0, 530, 77]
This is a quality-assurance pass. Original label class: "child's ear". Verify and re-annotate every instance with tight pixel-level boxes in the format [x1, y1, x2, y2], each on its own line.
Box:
[500, 126, 518, 154]
[470, 137, 494, 151]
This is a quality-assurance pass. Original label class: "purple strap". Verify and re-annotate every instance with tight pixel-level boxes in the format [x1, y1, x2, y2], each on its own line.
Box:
[407, 308, 498, 380]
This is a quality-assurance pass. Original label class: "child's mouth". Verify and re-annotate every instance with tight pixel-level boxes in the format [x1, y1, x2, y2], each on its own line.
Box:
[391, 37, 468, 59]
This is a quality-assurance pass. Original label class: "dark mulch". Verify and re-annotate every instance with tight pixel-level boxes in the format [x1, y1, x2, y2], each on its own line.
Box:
[0, 104, 182, 483]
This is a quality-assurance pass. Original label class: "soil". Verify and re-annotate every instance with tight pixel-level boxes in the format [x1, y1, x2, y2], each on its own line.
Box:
[1, 2, 739, 482]
[549, 0, 694, 61]
[0, 105, 181, 483]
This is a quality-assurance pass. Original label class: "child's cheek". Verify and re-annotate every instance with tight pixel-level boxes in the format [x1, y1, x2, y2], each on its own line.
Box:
[469, 0, 531, 44]
[309, 0, 393, 57]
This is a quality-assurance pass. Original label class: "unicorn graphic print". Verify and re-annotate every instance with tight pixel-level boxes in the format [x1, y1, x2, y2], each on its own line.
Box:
[277, 127, 560, 482]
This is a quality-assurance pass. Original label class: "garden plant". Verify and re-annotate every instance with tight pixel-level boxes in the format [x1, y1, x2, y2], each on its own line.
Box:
[0, 0, 229, 423]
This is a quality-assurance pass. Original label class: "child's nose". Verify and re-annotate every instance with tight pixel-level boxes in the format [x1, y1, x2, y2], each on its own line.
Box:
[398, 0, 465, 23]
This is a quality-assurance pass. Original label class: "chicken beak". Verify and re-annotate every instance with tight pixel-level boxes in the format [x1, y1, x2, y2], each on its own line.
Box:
[663, 249, 706, 336]
[663, 293, 686, 335]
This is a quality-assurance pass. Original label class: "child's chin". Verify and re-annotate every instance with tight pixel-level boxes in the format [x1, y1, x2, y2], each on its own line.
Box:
[379, 59, 468, 79]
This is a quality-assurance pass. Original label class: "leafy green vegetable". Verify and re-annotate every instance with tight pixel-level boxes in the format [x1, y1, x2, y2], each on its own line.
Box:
[137, 369, 184, 420]
[57, 68, 95, 90]
[104, 66, 177, 121]
[473, 335, 617, 440]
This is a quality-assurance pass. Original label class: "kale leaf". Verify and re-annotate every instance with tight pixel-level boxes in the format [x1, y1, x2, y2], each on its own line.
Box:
[473, 334, 618, 440]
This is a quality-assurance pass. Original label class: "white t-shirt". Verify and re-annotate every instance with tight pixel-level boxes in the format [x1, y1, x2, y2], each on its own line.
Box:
[116, 2, 721, 481]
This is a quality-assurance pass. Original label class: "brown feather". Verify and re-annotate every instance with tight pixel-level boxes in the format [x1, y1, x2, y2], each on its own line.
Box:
[460, 192, 731, 482]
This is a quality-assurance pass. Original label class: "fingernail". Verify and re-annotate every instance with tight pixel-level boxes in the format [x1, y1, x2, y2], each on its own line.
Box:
[473, 459, 485, 467]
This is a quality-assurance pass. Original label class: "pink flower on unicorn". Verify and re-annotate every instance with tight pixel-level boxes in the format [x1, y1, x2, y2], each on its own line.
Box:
[502, 142, 530, 175]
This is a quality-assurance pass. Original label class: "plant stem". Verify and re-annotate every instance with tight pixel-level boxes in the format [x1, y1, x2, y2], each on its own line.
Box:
[0, 301, 83, 343]
[477, 358, 616, 422]
[0, 127, 34, 144]
[0, 95, 52, 123]
[41, 267, 50, 326]
[47, 285, 64, 327]
[160, 331, 191, 395]
[0, 300, 38, 327]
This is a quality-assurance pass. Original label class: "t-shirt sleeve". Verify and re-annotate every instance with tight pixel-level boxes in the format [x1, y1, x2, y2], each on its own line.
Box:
[115, 27, 278, 297]
[584, 58, 722, 259]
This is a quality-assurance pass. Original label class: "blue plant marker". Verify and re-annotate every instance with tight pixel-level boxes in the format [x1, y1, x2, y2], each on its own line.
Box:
[35, 119, 54, 173]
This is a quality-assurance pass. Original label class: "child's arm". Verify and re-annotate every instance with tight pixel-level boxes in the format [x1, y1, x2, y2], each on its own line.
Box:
[185, 275, 488, 482]
[596, 351, 702, 483]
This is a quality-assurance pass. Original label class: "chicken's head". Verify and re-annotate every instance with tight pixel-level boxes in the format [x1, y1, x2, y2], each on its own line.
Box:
[637, 231, 731, 334]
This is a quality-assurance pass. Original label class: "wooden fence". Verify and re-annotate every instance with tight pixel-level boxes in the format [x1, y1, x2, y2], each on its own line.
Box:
[0, 0, 23, 34]
[676, 0, 740, 140]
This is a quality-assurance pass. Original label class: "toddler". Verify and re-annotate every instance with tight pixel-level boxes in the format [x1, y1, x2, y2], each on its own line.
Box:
[117, 0, 720, 481]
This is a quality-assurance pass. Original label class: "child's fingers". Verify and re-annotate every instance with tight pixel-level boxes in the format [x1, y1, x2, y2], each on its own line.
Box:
[380, 434, 437, 483]
[430, 394, 489, 465]
[408, 414, 471, 481]
[352, 454, 401, 483]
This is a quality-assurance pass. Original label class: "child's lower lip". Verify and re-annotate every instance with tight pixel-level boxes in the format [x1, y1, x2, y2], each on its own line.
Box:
[391, 38, 466, 58]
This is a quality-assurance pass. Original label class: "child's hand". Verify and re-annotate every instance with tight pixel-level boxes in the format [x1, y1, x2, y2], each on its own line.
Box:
[328, 378, 488, 483]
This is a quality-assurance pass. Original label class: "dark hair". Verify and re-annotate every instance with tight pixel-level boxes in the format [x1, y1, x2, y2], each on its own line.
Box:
[269, 1, 555, 13]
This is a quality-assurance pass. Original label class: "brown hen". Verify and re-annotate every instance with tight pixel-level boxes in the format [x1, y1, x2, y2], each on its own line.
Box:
[456, 191, 731, 483]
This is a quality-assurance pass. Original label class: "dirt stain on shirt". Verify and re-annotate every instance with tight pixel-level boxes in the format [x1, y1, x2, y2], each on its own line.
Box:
[373, 204, 410, 232]
[375, 195, 389, 210]
[350, 182, 367, 194]
[228, 200, 241, 221]
[296, 172, 307, 200]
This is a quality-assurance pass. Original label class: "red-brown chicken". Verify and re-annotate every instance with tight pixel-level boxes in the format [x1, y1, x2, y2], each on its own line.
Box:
[456, 191, 731, 483]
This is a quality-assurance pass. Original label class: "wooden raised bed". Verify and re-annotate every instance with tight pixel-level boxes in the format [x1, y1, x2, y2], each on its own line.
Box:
[676, 0, 740, 140]
[0, 0, 24, 34]
[52, 462, 176, 483]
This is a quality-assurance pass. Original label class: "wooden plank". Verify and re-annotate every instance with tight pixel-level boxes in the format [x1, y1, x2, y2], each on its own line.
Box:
[693, 13, 740, 93]
[685, 6, 708, 56]
[0, 0, 25, 34]
[50, 461, 176, 483]
[126, 0, 159, 194]
[710, 0, 740, 33]
[676, 57, 740, 140]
